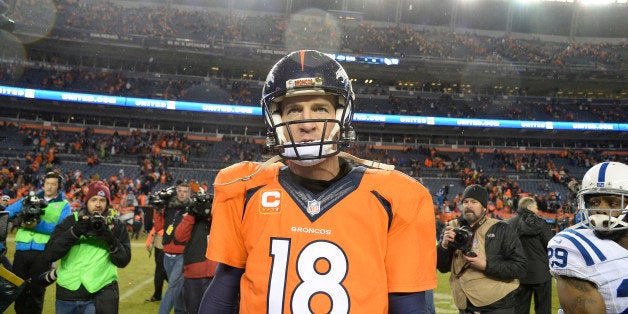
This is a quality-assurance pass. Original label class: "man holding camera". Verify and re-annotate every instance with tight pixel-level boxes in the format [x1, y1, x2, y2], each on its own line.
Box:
[153, 182, 191, 314]
[43, 180, 131, 313]
[437, 184, 527, 313]
[174, 191, 217, 314]
[6, 171, 71, 314]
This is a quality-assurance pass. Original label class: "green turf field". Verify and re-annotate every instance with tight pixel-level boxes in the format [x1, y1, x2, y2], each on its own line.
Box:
[434, 269, 561, 313]
[3, 234, 560, 313]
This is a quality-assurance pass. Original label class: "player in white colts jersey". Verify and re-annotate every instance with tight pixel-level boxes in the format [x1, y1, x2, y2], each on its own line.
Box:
[548, 161, 628, 314]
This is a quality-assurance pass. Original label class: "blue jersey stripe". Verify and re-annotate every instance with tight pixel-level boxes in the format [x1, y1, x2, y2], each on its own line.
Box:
[557, 234, 595, 266]
[618, 279, 628, 297]
[564, 229, 607, 262]
[598, 162, 609, 183]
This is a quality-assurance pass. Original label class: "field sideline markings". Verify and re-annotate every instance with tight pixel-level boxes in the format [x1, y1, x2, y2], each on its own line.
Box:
[120, 277, 153, 301]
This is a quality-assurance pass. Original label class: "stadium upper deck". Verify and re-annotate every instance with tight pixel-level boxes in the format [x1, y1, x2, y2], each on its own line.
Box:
[1, 0, 625, 96]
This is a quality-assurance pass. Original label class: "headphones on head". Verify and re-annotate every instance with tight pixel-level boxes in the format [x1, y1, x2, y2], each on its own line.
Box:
[44, 172, 65, 191]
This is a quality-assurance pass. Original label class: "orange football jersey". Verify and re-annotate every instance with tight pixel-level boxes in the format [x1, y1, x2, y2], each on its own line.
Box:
[207, 161, 437, 313]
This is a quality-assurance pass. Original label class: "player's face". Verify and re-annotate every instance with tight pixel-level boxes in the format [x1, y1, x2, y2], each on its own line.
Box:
[588, 194, 623, 230]
[280, 95, 337, 144]
[589, 195, 622, 214]
[43, 177, 59, 198]
[87, 195, 108, 214]
[461, 198, 486, 225]
[176, 186, 190, 202]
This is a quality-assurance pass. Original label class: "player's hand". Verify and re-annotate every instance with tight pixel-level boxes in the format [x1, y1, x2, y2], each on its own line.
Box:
[462, 250, 486, 271]
[440, 225, 455, 249]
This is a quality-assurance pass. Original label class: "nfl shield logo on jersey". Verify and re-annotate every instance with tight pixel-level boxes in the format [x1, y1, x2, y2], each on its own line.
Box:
[307, 200, 321, 216]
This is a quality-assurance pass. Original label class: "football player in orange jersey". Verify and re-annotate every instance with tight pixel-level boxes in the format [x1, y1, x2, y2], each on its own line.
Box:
[199, 50, 437, 313]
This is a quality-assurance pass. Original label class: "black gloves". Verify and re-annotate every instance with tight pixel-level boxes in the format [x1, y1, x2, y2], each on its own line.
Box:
[38, 268, 57, 287]
[99, 227, 121, 253]
[96, 227, 115, 244]
[71, 217, 91, 238]
[70, 215, 119, 252]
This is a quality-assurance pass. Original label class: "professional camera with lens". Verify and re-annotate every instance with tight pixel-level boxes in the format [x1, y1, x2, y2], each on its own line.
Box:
[189, 193, 213, 219]
[148, 186, 177, 213]
[85, 214, 109, 236]
[157, 187, 176, 201]
[450, 226, 475, 256]
[20, 195, 48, 225]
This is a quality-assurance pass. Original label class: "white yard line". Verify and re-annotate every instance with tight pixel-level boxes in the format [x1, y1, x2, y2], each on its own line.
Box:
[120, 277, 153, 301]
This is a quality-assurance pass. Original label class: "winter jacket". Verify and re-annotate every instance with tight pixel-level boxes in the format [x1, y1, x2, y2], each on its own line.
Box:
[437, 216, 527, 310]
[506, 209, 553, 284]
[7, 191, 71, 251]
[44, 210, 131, 300]
[174, 213, 218, 279]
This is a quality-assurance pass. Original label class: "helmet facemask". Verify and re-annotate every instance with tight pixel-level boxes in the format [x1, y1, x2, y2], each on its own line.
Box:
[579, 191, 628, 232]
[265, 95, 354, 166]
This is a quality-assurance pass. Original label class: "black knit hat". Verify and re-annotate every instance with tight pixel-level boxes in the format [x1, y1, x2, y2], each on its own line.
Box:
[462, 184, 488, 208]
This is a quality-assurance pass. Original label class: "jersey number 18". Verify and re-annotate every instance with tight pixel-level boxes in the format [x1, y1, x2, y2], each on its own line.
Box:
[268, 238, 350, 314]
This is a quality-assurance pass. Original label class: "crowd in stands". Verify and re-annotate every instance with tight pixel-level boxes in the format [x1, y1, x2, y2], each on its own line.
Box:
[1, 62, 626, 124]
[3, 120, 625, 235]
[1, 0, 626, 236]
[345, 141, 626, 232]
[4, 0, 624, 72]
[2, 0, 626, 127]
[25, 0, 622, 68]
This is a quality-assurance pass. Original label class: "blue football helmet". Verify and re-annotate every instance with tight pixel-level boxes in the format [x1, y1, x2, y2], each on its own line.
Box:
[261, 50, 356, 161]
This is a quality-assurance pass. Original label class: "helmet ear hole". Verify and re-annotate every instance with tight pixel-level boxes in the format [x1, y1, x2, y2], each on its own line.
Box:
[341, 127, 356, 143]
[265, 133, 276, 147]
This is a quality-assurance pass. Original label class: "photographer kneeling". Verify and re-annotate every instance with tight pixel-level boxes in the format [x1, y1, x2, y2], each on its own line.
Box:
[42, 181, 131, 314]
[437, 184, 527, 314]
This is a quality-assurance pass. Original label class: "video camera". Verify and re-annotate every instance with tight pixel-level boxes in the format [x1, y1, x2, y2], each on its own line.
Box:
[148, 187, 177, 213]
[450, 226, 476, 257]
[189, 193, 213, 219]
[20, 195, 48, 225]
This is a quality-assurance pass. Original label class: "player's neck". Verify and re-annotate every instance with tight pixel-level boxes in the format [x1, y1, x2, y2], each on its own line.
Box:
[617, 234, 628, 250]
[288, 157, 340, 181]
